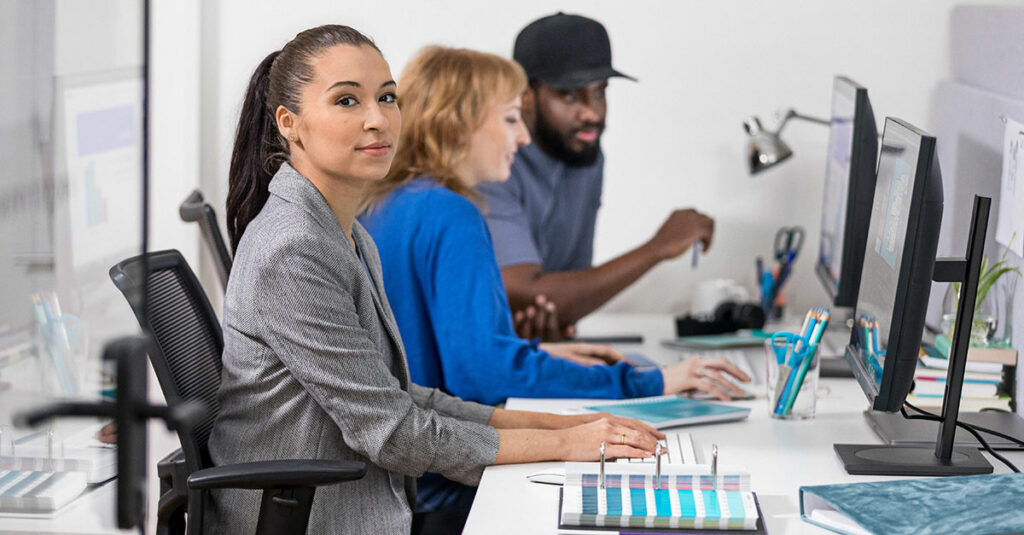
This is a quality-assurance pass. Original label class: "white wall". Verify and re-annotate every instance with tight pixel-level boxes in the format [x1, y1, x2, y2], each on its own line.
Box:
[197, 0, 1019, 316]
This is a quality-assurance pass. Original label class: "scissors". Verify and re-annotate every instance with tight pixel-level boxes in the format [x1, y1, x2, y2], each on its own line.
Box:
[773, 226, 805, 263]
[769, 332, 812, 365]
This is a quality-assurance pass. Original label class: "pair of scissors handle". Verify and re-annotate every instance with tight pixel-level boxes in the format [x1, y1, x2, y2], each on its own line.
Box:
[770, 332, 811, 365]
[774, 226, 805, 261]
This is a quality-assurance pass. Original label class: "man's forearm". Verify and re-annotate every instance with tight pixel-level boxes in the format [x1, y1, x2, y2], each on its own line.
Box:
[502, 241, 663, 325]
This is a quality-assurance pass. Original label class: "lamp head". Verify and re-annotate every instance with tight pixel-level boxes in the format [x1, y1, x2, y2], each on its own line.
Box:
[743, 116, 793, 175]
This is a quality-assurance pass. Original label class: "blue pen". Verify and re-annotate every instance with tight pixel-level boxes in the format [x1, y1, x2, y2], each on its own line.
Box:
[761, 272, 774, 311]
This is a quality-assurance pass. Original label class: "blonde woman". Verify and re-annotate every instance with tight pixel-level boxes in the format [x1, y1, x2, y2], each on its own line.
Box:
[359, 46, 749, 519]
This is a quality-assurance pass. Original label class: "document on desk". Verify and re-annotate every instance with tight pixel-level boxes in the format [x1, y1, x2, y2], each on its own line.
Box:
[800, 473, 1024, 535]
[0, 470, 88, 514]
[558, 463, 766, 533]
[578, 395, 750, 429]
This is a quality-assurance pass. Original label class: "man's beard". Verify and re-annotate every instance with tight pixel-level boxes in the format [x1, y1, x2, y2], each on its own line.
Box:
[533, 108, 603, 167]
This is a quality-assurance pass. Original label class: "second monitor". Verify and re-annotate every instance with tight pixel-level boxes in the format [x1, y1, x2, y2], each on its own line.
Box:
[816, 75, 879, 308]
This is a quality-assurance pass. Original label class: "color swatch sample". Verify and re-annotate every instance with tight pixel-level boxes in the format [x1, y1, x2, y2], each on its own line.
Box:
[560, 466, 759, 531]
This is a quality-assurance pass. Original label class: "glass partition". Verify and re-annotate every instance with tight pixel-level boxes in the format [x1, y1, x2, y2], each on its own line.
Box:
[0, 0, 145, 491]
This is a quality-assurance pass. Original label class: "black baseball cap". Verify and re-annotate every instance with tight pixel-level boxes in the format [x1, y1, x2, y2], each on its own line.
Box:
[513, 12, 637, 90]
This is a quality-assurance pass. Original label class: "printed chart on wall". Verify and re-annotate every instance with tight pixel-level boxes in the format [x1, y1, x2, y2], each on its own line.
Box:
[61, 75, 143, 271]
[996, 117, 1024, 258]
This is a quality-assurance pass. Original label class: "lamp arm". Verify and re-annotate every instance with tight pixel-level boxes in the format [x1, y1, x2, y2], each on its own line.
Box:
[775, 108, 830, 135]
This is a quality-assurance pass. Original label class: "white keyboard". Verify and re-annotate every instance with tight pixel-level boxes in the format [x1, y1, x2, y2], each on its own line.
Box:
[678, 349, 760, 400]
[616, 431, 696, 465]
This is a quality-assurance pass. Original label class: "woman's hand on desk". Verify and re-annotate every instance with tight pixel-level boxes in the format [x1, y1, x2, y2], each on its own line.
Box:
[556, 416, 664, 461]
[540, 342, 628, 366]
[661, 357, 751, 401]
[490, 411, 663, 463]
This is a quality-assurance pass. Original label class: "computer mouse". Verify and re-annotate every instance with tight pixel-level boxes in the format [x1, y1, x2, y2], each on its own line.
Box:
[526, 468, 565, 486]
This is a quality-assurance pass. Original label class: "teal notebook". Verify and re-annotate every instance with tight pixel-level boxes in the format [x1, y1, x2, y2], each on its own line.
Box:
[800, 473, 1024, 535]
[584, 395, 750, 429]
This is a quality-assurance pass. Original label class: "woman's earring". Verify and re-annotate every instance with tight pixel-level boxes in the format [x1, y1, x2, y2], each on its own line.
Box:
[288, 135, 295, 142]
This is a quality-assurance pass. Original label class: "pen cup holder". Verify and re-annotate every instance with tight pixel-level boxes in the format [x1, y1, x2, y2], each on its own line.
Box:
[764, 338, 820, 420]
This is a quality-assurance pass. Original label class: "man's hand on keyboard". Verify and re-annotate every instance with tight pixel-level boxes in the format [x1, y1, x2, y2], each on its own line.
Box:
[661, 356, 751, 401]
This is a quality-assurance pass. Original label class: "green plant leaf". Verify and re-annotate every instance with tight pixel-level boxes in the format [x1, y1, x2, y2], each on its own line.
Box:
[976, 265, 1021, 309]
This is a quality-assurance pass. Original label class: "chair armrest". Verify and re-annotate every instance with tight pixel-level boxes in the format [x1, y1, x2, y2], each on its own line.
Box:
[187, 459, 365, 490]
[179, 189, 206, 222]
[157, 448, 189, 497]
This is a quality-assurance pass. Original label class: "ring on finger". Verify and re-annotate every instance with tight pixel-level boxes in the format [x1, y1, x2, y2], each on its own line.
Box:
[620, 432, 627, 444]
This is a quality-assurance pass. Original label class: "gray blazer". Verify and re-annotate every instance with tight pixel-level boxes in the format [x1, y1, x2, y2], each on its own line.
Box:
[206, 163, 500, 534]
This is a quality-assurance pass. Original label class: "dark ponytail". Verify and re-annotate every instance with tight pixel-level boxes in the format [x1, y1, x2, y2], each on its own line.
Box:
[226, 25, 380, 253]
[227, 51, 282, 253]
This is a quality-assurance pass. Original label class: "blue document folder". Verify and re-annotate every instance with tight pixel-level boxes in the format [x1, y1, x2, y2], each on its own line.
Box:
[800, 473, 1024, 534]
[583, 396, 750, 429]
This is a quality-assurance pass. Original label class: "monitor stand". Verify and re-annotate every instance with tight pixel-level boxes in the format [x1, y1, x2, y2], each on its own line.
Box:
[833, 443, 992, 476]
[866, 410, 1024, 451]
[834, 195, 995, 476]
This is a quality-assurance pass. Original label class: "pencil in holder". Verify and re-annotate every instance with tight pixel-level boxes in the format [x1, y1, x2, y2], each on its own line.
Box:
[764, 338, 820, 420]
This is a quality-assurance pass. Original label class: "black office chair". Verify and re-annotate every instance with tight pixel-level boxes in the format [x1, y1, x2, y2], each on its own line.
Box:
[179, 190, 233, 291]
[109, 249, 365, 535]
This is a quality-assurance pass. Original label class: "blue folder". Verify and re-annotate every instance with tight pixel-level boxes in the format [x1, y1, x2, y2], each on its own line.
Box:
[583, 396, 749, 429]
[800, 473, 1024, 535]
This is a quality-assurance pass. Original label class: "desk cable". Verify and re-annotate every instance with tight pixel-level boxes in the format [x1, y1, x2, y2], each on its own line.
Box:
[901, 402, 1021, 473]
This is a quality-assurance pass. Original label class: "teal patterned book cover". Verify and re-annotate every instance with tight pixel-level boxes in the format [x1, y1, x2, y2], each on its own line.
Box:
[800, 473, 1024, 535]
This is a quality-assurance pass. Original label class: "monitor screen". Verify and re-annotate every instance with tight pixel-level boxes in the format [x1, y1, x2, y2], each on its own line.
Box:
[819, 87, 856, 289]
[846, 118, 942, 411]
[815, 76, 878, 307]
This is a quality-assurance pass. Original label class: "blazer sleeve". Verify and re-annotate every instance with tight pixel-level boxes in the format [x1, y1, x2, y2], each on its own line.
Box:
[408, 383, 494, 426]
[253, 234, 499, 486]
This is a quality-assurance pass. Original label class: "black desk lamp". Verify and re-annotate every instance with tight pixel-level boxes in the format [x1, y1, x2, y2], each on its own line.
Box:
[743, 109, 829, 174]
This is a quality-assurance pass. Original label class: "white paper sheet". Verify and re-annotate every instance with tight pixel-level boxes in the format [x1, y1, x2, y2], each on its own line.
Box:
[996, 117, 1024, 257]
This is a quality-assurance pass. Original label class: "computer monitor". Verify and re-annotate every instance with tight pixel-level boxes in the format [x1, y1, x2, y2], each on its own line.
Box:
[816, 76, 879, 307]
[844, 117, 942, 413]
[835, 118, 993, 475]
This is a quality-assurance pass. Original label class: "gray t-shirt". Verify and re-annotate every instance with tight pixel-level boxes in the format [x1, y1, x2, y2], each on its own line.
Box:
[477, 143, 604, 272]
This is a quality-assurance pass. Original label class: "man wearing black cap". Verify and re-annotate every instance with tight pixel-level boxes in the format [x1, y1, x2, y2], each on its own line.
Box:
[478, 12, 715, 340]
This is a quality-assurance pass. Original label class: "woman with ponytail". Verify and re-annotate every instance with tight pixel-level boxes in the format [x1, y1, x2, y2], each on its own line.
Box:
[209, 25, 666, 535]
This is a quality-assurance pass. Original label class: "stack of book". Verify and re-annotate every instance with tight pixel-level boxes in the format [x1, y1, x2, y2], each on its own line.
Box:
[912, 338, 1017, 412]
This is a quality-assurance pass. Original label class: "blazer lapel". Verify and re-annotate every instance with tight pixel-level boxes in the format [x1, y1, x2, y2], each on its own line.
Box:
[268, 163, 412, 387]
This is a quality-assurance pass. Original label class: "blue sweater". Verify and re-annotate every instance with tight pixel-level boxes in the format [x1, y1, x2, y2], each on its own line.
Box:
[359, 178, 664, 405]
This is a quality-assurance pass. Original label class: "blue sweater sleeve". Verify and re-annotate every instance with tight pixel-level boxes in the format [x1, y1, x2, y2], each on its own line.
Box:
[416, 193, 663, 405]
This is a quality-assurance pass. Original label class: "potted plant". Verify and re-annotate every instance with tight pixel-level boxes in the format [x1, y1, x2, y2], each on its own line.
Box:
[942, 245, 1021, 347]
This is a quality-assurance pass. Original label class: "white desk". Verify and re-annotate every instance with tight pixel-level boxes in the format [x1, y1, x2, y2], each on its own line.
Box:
[463, 313, 1024, 534]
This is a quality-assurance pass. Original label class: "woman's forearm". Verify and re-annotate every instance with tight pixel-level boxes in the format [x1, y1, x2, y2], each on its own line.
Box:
[488, 408, 577, 430]
[493, 428, 566, 463]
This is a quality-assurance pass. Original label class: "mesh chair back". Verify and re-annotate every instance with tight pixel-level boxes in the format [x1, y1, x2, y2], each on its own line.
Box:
[110, 250, 223, 472]
[179, 189, 233, 291]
